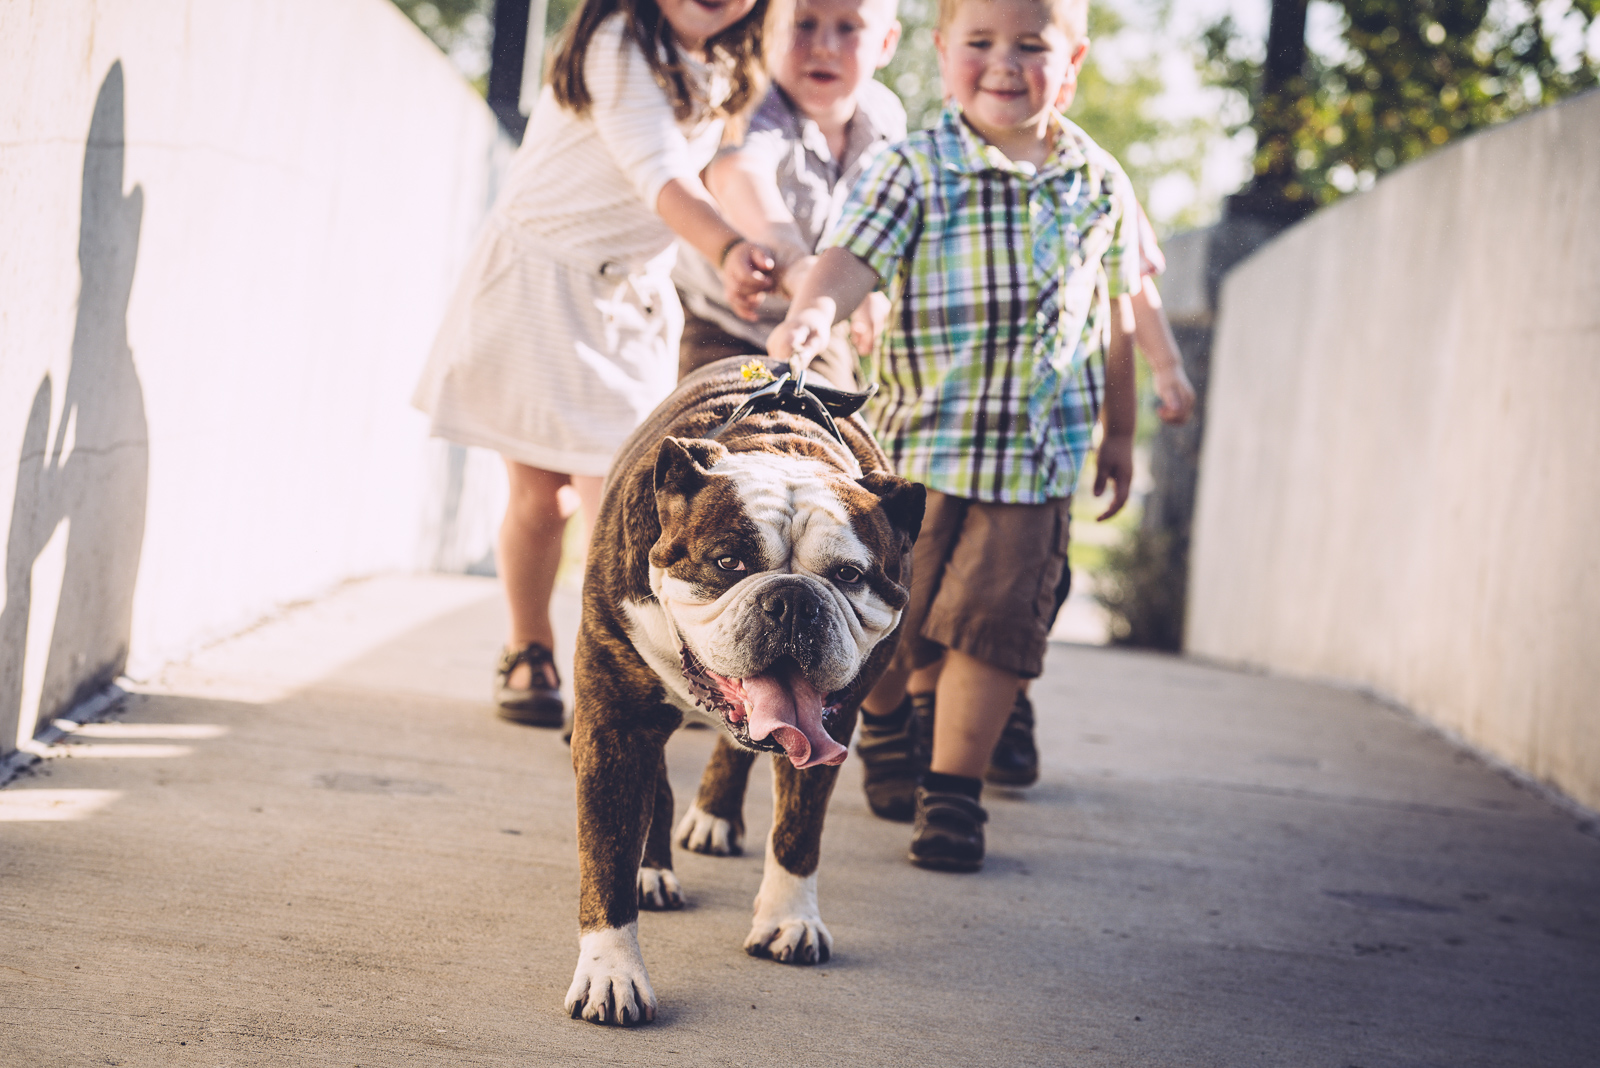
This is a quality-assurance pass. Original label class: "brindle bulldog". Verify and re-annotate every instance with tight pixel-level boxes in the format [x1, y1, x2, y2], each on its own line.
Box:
[564, 357, 924, 1026]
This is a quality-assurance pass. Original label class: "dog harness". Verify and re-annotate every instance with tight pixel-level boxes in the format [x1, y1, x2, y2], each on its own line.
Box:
[705, 361, 877, 446]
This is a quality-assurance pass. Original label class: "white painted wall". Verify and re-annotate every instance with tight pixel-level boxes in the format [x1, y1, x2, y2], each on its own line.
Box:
[0, 0, 508, 756]
[1188, 90, 1600, 811]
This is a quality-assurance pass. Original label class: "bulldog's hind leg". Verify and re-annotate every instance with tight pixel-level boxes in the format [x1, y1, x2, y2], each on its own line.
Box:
[743, 736, 852, 965]
[675, 733, 756, 856]
[638, 751, 684, 910]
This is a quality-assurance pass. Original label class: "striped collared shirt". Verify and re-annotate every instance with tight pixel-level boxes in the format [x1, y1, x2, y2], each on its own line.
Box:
[824, 105, 1139, 504]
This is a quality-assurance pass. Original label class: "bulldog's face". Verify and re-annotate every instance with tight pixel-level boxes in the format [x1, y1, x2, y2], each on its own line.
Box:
[647, 437, 924, 769]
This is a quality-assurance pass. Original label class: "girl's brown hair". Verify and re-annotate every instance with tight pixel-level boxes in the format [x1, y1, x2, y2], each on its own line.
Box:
[549, 0, 772, 123]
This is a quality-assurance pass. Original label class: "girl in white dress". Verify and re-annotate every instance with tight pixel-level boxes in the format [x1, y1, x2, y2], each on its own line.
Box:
[414, 0, 779, 724]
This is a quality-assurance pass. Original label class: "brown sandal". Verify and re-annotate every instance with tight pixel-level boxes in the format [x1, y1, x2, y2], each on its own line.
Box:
[495, 642, 565, 728]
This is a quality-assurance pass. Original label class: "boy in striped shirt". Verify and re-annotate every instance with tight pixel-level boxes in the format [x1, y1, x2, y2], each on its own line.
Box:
[768, 0, 1137, 871]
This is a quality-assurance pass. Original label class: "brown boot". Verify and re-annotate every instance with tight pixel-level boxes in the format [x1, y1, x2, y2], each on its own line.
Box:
[985, 691, 1039, 786]
[856, 693, 933, 822]
[908, 787, 987, 872]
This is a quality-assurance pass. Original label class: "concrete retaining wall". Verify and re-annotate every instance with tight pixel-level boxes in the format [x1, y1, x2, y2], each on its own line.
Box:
[0, 0, 507, 757]
[1188, 90, 1600, 811]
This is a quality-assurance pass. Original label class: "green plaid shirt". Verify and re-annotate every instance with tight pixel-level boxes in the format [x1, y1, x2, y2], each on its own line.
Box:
[824, 105, 1139, 504]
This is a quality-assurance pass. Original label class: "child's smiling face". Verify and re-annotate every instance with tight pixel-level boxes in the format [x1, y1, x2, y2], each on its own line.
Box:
[773, 0, 901, 123]
[659, 0, 761, 53]
[935, 0, 1088, 156]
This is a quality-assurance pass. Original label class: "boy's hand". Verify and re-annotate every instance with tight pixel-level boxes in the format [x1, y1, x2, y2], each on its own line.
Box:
[849, 292, 890, 355]
[721, 242, 778, 321]
[1152, 364, 1197, 424]
[1093, 434, 1134, 521]
[767, 304, 834, 371]
[766, 248, 875, 371]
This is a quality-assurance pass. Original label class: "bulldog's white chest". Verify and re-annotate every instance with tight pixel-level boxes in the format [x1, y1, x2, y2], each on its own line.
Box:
[618, 599, 720, 725]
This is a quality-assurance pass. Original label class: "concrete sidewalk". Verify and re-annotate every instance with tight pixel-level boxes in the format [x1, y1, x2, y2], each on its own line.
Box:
[2, 574, 1597, 1067]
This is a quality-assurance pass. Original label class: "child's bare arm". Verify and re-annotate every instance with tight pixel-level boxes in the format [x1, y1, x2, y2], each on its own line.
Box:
[767, 247, 879, 370]
[774, 260, 888, 350]
[656, 177, 777, 320]
[1094, 293, 1137, 521]
[705, 152, 812, 278]
[1131, 277, 1196, 425]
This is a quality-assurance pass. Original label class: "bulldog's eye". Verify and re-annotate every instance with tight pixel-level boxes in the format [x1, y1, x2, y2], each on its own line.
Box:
[834, 564, 864, 584]
[715, 556, 747, 572]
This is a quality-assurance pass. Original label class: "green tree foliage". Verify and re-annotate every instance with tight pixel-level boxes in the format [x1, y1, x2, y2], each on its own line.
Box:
[394, 0, 491, 51]
[881, 0, 1212, 223]
[391, 0, 580, 89]
[393, 0, 493, 90]
[1207, 0, 1600, 206]
[543, 0, 585, 52]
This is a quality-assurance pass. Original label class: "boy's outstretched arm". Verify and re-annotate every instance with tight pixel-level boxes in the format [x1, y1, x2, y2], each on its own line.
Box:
[1094, 293, 1137, 521]
[766, 247, 879, 370]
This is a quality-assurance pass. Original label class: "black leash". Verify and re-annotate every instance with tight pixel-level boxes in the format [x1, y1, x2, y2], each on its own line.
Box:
[705, 361, 877, 446]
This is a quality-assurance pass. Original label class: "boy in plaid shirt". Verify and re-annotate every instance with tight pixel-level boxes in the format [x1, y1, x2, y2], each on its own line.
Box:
[768, 0, 1137, 871]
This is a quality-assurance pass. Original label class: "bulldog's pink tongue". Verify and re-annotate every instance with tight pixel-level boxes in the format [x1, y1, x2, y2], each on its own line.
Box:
[742, 669, 848, 769]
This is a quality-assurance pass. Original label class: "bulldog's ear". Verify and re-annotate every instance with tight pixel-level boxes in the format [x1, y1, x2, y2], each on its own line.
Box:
[654, 437, 729, 501]
[857, 471, 925, 542]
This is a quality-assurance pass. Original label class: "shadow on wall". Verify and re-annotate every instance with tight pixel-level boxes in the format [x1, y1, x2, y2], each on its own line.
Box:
[0, 61, 149, 758]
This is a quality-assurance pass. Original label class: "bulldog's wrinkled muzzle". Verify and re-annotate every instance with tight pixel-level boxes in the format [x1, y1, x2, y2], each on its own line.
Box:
[741, 578, 839, 681]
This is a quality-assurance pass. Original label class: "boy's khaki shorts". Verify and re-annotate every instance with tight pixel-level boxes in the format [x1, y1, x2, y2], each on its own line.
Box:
[892, 489, 1072, 680]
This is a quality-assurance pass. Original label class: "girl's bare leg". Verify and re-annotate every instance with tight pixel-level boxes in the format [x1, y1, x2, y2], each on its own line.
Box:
[499, 461, 579, 690]
[498, 466, 607, 690]
[568, 474, 605, 569]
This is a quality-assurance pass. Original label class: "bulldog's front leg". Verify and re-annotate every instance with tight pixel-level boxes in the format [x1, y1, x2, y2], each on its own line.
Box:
[566, 710, 670, 1025]
[744, 722, 853, 964]
[675, 733, 756, 856]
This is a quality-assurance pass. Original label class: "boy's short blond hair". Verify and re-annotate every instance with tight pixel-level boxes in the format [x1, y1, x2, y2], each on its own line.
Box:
[936, 0, 1087, 39]
[768, 0, 900, 49]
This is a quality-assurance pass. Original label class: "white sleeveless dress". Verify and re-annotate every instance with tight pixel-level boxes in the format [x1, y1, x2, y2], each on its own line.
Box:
[414, 16, 726, 476]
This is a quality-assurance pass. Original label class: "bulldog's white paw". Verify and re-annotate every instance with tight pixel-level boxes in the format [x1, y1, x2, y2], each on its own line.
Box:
[637, 866, 684, 910]
[743, 847, 831, 965]
[565, 924, 656, 1026]
[744, 910, 832, 964]
[673, 804, 743, 856]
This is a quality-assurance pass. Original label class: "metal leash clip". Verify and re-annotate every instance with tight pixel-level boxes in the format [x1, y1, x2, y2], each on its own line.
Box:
[706, 360, 877, 445]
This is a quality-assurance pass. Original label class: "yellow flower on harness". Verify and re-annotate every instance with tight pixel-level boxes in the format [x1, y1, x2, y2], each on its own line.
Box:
[740, 360, 774, 384]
